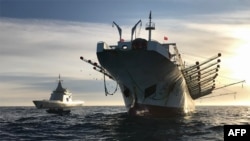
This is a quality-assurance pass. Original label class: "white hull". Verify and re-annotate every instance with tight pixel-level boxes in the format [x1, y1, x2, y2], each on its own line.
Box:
[33, 100, 84, 109]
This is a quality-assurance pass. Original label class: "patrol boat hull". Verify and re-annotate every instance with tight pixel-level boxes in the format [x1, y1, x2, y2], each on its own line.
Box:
[33, 100, 84, 109]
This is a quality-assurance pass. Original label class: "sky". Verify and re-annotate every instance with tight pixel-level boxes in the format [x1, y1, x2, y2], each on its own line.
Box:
[0, 0, 249, 106]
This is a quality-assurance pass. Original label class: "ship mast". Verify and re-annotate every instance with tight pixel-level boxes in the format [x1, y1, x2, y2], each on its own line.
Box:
[145, 11, 155, 41]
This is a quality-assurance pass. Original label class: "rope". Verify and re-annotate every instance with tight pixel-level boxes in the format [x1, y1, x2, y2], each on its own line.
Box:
[214, 80, 245, 90]
[103, 69, 118, 96]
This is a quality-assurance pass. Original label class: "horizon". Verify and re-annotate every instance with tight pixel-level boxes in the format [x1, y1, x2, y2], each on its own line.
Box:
[0, 0, 249, 106]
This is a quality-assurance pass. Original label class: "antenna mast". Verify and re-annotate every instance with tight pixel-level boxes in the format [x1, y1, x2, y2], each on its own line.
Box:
[145, 11, 155, 41]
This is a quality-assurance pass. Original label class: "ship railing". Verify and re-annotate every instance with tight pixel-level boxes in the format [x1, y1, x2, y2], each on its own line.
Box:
[161, 43, 184, 67]
[145, 22, 155, 30]
[170, 45, 185, 69]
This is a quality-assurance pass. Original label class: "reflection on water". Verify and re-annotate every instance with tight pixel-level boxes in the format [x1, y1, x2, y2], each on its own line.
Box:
[0, 106, 249, 141]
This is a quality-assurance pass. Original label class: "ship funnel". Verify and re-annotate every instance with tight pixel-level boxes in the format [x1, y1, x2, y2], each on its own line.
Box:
[145, 11, 155, 41]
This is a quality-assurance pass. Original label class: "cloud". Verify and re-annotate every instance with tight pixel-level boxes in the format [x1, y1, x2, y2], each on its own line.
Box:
[0, 18, 124, 106]
[0, 18, 111, 57]
[153, 9, 250, 57]
[1, 5, 250, 106]
[2, 0, 250, 26]
[0, 18, 122, 73]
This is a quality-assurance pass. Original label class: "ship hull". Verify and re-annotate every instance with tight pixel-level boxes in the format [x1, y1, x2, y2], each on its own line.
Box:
[97, 49, 195, 117]
[128, 103, 187, 117]
[33, 100, 84, 109]
[46, 108, 71, 115]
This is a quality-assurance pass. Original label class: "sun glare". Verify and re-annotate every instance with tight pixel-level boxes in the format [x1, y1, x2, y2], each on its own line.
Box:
[227, 27, 250, 84]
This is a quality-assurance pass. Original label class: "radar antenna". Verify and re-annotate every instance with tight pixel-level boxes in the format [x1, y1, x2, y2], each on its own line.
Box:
[145, 11, 155, 41]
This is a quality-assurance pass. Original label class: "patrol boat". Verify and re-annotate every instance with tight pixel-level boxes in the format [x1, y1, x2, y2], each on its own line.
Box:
[81, 12, 222, 117]
[33, 75, 84, 114]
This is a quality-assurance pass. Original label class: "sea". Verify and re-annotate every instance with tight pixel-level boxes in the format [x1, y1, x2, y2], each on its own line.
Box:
[0, 106, 249, 141]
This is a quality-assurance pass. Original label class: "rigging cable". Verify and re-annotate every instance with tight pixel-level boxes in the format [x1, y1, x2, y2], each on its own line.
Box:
[214, 80, 245, 90]
[103, 69, 118, 96]
[199, 92, 237, 99]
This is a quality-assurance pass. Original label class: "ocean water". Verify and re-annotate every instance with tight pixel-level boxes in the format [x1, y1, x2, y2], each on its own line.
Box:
[0, 106, 250, 141]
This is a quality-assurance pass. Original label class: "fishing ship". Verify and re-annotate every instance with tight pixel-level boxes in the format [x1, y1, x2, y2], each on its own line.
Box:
[80, 12, 243, 117]
[33, 75, 84, 114]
